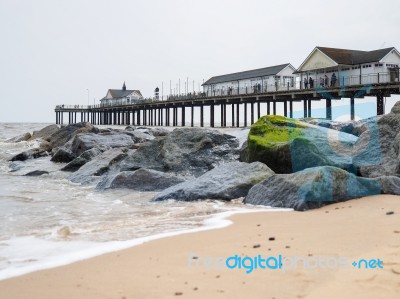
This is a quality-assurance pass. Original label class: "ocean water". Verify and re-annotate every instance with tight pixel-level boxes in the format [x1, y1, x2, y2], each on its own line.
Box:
[0, 123, 286, 280]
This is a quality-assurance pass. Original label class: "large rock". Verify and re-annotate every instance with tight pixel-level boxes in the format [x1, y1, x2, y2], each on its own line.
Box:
[9, 146, 50, 161]
[30, 125, 60, 140]
[152, 161, 274, 201]
[24, 170, 49, 176]
[119, 128, 240, 177]
[374, 176, 400, 195]
[241, 115, 357, 174]
[122, 130, 155, 143]
[353, 102, 400, 177]
[70, 133, 135, 157]
[47, 122, 99, 150]
[51, 146, 76, 163]
[69, 148, 128, 184]
[244, 166, 382, 211]
[96, 168, 185, 191]
[61, 145, 110, 171]
[6, 132, 32, 143]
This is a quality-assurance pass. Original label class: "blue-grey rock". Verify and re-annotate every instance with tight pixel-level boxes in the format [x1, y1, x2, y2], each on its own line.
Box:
[244, 166, 382, 211]
[152, 161, 274, 201]
[96, 168, 185, 191]
[6, 132, 32, 143]
[71, 133, 134, 156]
[51, 146, 76, 163]
[61, 145, 111, 171]
[120, 128, 240, 177]
[24, 170, 49, 176]
[69, 148, 127, 185]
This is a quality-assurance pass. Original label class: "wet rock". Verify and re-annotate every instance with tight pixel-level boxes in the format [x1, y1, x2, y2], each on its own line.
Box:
[244, 166, 382, 211]
[70, 133, 134, 156]
[69, 148, 128, 184]
[51, 146, 76, 163]
[241, 115, 357, 174]
[24, 170, 49, 176]
[61, 145, 110, 171]
[374, 176, 400, 195]
[96, 168, 185, 191]
[30, 124, 60, 140]
[47, 122, 99, 150]
[153, 161, 274, 201]
[122, 130, 155, 143]
[120, 128, 240, 177]
[353, 103, 400, 177]
[9, 147, 50, 161]
[6, 132, 32, 143]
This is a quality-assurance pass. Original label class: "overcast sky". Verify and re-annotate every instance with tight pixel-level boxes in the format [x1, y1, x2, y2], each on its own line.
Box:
[0, 0, 399, 122]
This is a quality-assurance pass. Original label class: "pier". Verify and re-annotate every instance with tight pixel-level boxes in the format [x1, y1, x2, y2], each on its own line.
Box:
[55, 76, 400, 127]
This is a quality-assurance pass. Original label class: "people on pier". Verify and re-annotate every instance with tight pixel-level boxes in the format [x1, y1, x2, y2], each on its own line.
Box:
[324, 75, 329, 87]
[320, 77, 324, 87]
[304, 77, 308, 89]
[309, 77, 314, 88]
[331, 73, 337, 87]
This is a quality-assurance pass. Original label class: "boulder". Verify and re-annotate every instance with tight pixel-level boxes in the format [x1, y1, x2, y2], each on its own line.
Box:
[244, 166, 382, 211]
[70, 133, 134, 157]
[47, 122, 99, 150]
[152, 161, 274, 201]
[374, 176, 400, 195]
[30, 125, 60, 140]
[122, 130, 155, 143]
[6, 132, 32, 143]
[9, 147, 50, 162]
[119, 128, 240, 177]
[96, 168, 185, 191]
[69, 148, 127, 184]
[353, 102, 400, 177]
[51, 146, 76, 163]
[24, 170, 49, 176]
[61, 145, 110, 171]
[241, 115, 357, 174]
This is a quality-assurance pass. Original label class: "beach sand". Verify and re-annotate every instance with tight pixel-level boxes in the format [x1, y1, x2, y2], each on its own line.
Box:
[1, 195, 399, 299]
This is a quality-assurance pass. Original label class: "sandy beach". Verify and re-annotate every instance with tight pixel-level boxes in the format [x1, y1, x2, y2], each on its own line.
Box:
[0, 195, 399, 299]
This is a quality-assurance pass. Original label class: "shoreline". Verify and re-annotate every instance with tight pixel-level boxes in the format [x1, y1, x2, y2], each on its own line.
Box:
[0, 205, 290, 281]
[1, 195, 399, 299]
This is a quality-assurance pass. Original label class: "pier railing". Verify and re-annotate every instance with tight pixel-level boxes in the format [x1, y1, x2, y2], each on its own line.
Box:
[56, 71, 399, 110]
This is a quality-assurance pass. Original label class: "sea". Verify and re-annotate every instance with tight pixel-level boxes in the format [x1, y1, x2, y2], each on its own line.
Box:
[0, 123, 286, 281]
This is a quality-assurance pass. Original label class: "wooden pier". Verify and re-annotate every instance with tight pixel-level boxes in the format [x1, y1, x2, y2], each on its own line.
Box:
[55, 82, 400, 127]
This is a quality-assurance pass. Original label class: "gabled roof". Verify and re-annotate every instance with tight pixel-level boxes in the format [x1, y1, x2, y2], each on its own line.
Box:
[202, 63, 293, 86]
[317, 47, 395, 65]
[108, 89, 142, 98]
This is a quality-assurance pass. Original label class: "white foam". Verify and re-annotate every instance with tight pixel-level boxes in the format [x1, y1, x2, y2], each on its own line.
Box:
[0, 207, 291, 281]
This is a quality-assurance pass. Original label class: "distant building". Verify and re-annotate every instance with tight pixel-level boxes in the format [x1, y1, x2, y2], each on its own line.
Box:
[202, 63, 297, 96]
[100, 82, 143, 106]
[296, 46, 400, 88]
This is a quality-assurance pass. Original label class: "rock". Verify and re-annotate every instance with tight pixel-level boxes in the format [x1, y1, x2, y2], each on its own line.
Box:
[96, 168, 185, 191]
[9, 147, 50, 161]
[69, 148, 128, 184]
[24, 170, 49, 176]
[6, 132, 32, 143]
[51, 147, 76, 163]
[242, 115, 357, 174]
[30, 125, 60, 140]
[47, 122, 99, 150]
[70, 133, 134, 156]
[120, 128, 240, 177]
[353, 105, 400, 177]
[244, 166, 382, 211]
[374, 176, 400, 195]
[152, 161, 274, 201]
[122, 130, 155, 143]
[61, 145, 110, 171]
[148, 127, 170, 137]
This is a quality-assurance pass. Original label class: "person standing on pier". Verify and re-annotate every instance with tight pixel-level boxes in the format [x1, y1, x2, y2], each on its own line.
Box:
[304, 77, 308, 89]
[331, 73, 337, 87]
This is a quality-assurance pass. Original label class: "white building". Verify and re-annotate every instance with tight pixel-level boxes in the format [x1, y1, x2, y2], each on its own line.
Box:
[296, 46, 400, 88]
[202, 63, 297, 96]
[100, 82, 143, 106]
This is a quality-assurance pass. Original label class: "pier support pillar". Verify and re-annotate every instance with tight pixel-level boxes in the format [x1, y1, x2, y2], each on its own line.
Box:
[350, 97, 355, 120]
[250, 102, 254, 125]
[304, 99, 307, 118]
[283, 101, 287, 117]
[210, 104, 214, 127]
[289, 100, 293, 118]
[273, 101, 276, 115]
[181, 107, 185, 126]
[200, 105, 204, 127]
[244, 103, 247, 127]
[220, 104, 224, 127]
[236, 103, 240, 127]
[326, 99, 332, 120]
[267, 101, 270, 115]
[257, 102, 261, 120]
[191, 106, 194, 127]
[308, 99, 312, 118]
[231, 104, 235, 127]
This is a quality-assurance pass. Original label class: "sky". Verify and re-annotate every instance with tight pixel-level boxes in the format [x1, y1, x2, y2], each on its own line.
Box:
[0, 0, 399, 123]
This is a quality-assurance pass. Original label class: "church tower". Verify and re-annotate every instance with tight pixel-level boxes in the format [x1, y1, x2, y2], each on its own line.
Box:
[122, 82, 126, 91]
